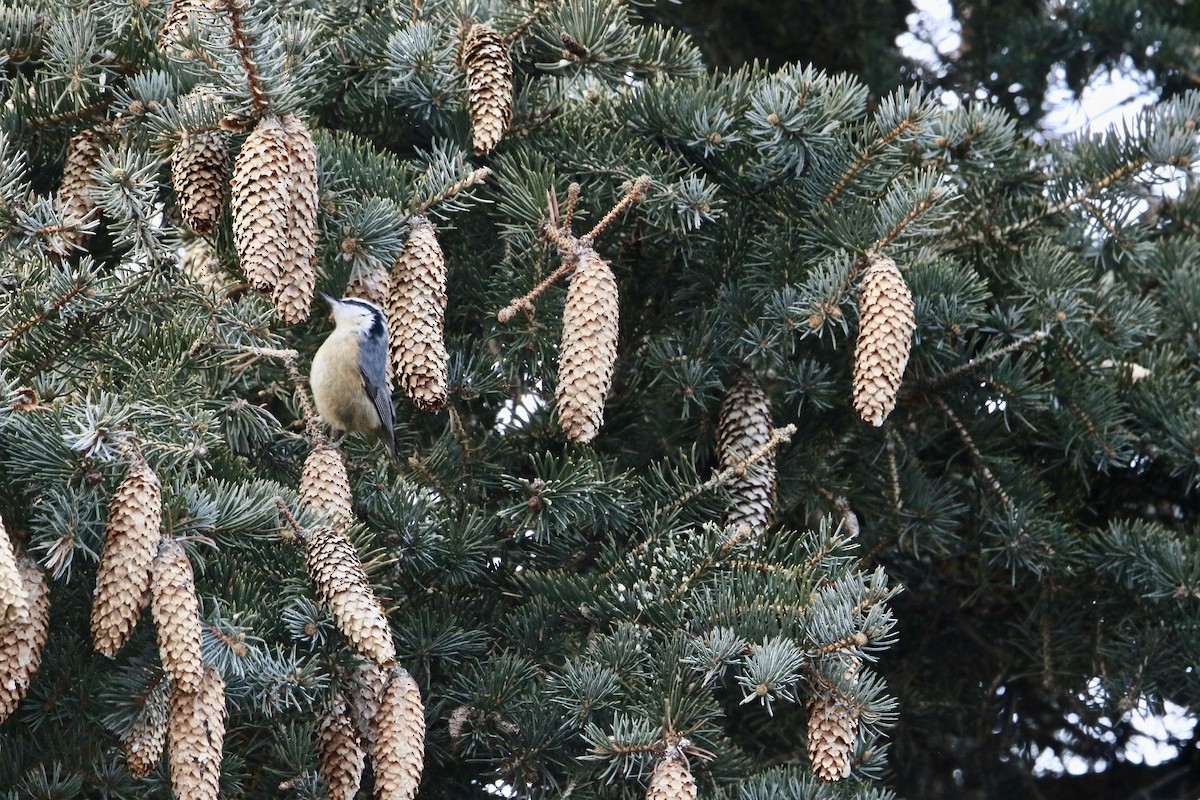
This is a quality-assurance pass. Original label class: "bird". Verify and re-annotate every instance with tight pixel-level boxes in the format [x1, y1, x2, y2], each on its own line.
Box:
[310, 294, 398, 460]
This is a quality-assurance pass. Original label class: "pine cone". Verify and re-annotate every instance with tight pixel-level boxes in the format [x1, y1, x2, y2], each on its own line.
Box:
[0, 514, 28, 624]
[346, 258, 392, 310]
[388, 218, 448, 411]
[167, 665, 226, 800]
[647, 752, 697, 800]
[58, 129, 102, 252]
[348, 660, 386, 752]
[171, 129, 229, 233]
[318, 695, 366, 800]
[0, 559, 50, 724]
[124, 678, 169, 778]
[274, 114, 319, 324]
[91, 460, 163, 658]
[159, 0, 217, 53]
[300, 445, 354, 528]
[555, 248, 618, 444]
[231, 116, 291, 292]
[464, 24, 513, 156]
[716, 378, 775, 532]
[150, 539, 203, 694]
[852, 253, 915, 427]
[807, 690, 858, 782]
[371, 665, 425, 800]
[303, 526, 395, 665]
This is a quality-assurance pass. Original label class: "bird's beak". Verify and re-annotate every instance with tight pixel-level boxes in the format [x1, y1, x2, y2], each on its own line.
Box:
[320, 292, 336, 306]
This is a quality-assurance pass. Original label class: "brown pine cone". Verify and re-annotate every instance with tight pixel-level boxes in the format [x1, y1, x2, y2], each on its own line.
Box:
[371, 666, 425, 800]
[0, 514, 28, 623]
[171, 129, 229, 233]
[318, 694, 366, 800]
[387, 218, 448, 411]
[348, 659, 387, 753]
[464, 24, 513, 156]
[231, 116, 291, 292]
[150, 539, 204, 693]
[346, 257, 392, 310]
[167, 666, 225, 800]
[159, 0, 218, 53]
[716, 378, 775, 532]
[555, 248, 619, 444]
[807, 689, 858, 781]
[274, 113, 319, 324]
[303, 526, 395, 665]
[300, 445, 355, 528]
[0, 559, 50, 724]
[852, 253, 915, 427]
[124, 678, 169, 778]
[91, 460, 163, 658]
[647, 752, 697, 800]
[58, 129, 103, 252]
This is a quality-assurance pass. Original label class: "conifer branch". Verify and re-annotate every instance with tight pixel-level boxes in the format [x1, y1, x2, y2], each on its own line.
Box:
[667, 424, 797, 514]
[823, 120, 914, 206]
[224, 346, 324, 442]
[561, 182, 581, 229]
[29, 100, 110, 131]
[504, 0, 556, 45]
[496, 253, 576, 322]
[815, 631, 868, 655]
[872, 188, 946, 252]
[497, 178, 648, 321]
[0, 280, 89, 348]
[964, 156, 1148, 244]
[275, 499, 304, 539]
[218, 0, 271, 117]
[668, 524, 755, 601]
[930, 395, 1015, 512]
[410, 167, 492, 215]
[581, 175, 651, 244]
[926, 329, 1049, 389]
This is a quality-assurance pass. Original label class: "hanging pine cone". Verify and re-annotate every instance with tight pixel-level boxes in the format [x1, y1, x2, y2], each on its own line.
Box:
[150, 539, 203, 694]
[300, 445, 354, 528]
[0, 514, 28, 623]
[0, 559, 50, 725]
[388, 218, 448, 411]
[171, 130, 229, 233]
[159, 0, 217, 53]
[556, 248, 619, 444]
[167, 665, 226, 800]
[274, 113, 319, 324]
[124, 678, 169, 778]
[346, 257, 392, 310]
[807, 689, 858, 782]
[371, 665, 425, 800]
[647, 752, 697, 800]
[852, 253, 915, 427]
[716, 378, 775, 532]
[303, 526, 395, 665]
[91, 459, 163, 658]
[318, 695, 366, 800]
[464, 24, 513, 156]
[231, 116, 291, 292]
[58, 129, 103, 253]
[348, 659, 386, 753]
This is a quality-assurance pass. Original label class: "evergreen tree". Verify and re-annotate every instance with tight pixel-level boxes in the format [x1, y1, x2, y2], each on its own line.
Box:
[0, 2, 1197, 799]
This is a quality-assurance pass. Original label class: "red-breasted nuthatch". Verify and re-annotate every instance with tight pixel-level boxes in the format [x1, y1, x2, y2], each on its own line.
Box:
[310, 294, 398, 460]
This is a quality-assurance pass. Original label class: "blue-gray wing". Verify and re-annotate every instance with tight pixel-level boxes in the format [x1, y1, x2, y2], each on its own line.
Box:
[357, 329, 397, 460]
